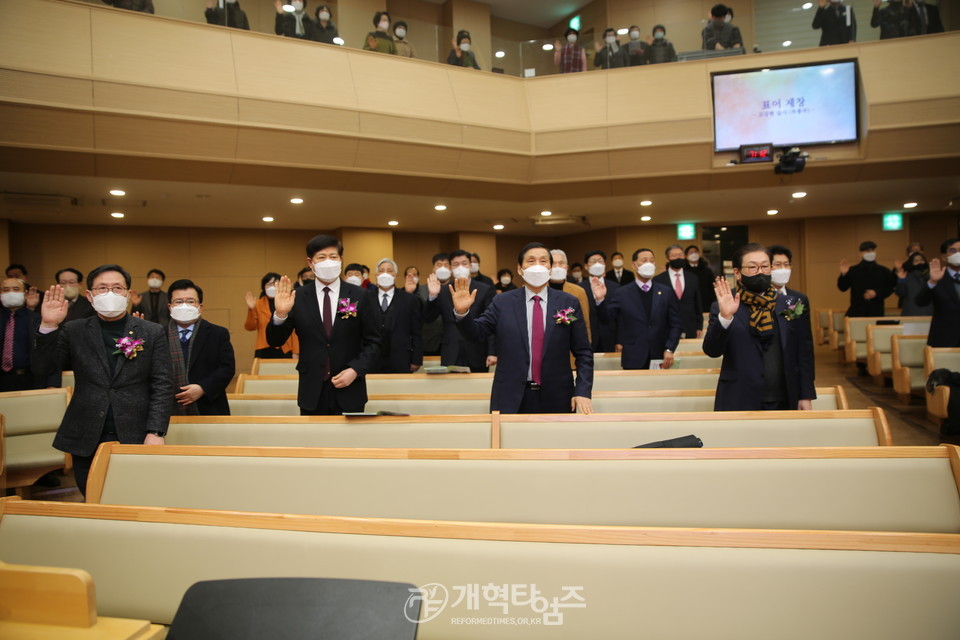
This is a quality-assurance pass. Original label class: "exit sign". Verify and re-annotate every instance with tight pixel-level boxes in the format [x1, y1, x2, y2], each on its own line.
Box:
[569, 15, 581, 30]
[882, 213, 903, 231]
[677, 223, 696, 240]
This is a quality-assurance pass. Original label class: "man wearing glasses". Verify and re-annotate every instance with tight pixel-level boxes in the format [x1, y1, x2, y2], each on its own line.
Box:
[703, 243, 816, 411]
[33, 264, 172, 497]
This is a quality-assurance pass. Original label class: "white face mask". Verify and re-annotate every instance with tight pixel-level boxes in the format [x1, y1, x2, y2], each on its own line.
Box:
[947, 253, 960, 267]
[63, 285, 80, 300]
[395, 28, 406, 38]
[452, 265, 471, 280]
[378, 21, 390, 30]
[550, 267, 567, 282]
[687, 253, 700, 263]
[313, 259, 342, 281]
[92, 291, 128, 318]
[318, 11, 330, 20]
[170, 304, 201, 323]
[862, 252, 877, 262]
[521, 265, 550, 288]
[500, 276, 512, 285]
[435, 266, 452, 281]
[1, 291, 24, 308]
[567, 34, 577, 44]
[345, 275, 363, 286]
[147, 278, 163, 289]
[410, 276, 419, 284]
[470, 263, 480, 274]
[605, 36, 616, 45]
[637, 262, 656, 279]
[376, 273, 395, 288]
[724, 15, 732, 23]
[264, 285, 277, 298]
[654, 32, 665, 40]
[571, 271, 582, 281]
[612, 259, 623, 268]
[587, 262, 606, 277]
[629, 30, 640, 40]
[771, 268, 792, 286]
[459, 42, 471, 52]
[292, 1, 303, 11]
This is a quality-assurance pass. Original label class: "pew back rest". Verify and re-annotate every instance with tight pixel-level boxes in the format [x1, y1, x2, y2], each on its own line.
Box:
[89, 445, 960, 534]
[894, 335, 929, 368]
[1, 502, 959, 638]
[591, 386, 844, 413]
[867, 324, 903, 356]
[498, 409, 891, 448]
[0, 389, 70, 473]
[250, 359, 297, 375]
[926, 347, 960, 376]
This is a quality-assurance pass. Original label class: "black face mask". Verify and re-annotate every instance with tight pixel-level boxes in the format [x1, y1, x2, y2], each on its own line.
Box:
[668, 258, 686, 270]
[740, 273, 771, 293]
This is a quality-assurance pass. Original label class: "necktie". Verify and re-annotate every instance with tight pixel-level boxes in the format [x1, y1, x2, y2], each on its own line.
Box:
[381, 293, 389, 313]
[179, 329, 190, 344]
[642, 283, 649, 292]
[531, 295, 544, 385]
[674, 272, 683, 299]
[2, 311, 13, 371]
[322, 287, 333, 338]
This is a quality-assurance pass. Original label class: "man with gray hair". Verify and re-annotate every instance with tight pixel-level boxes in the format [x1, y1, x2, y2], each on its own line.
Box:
[367, 257, 423, 373]
[549, 249, 592, 345]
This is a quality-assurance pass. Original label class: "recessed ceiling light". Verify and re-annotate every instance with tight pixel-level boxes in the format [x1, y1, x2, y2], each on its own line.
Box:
[493, 224, 505, 230]
[495, 50, 506, 58]
[767, 209, 779, 215]
[434, 204, 447, 211]
[109, 189, 125, 196]
[714, 234, 721, 238]
[792, 191, 807, 198]
[802, 2, 813, 9]
[903, 202, 918, 208]
[542, 44, 554, 51]
[782, 40, 792, 47]
[640, 216, 652, 222]
[616, 28, 628, 35]
[721, 227, 728, 231]
[290, 198, 303, 204]
[640, 200, 653, 207]
[388, 220, 399, 226]
[332, 37, 344, 46]
[110, 212, 124, 218]
[540, 210, 552, 216]
[262, 216, 274, 222]
[281, 3, 294, 12]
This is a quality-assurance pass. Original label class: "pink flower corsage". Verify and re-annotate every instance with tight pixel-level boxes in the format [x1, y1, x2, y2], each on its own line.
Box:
[338, 298, 358, 319]
[113, 334, 145, 359]
[554, 307, 578, 325]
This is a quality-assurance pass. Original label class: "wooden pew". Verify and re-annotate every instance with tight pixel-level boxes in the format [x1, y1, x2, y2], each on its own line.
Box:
[828, 310, 846, 354]
[892, 335, 930, 402]
[164, 409, 891, 448]
[925, 347, 960, 422]
[1, 500, 958, 637]
[814, 308, 841, 345]
[594, 352, 717, 370]
[866, 324, 905, 381]
[87, 444, 960, 534]
[0, 389, 70, 496]
[844, 316, 929, 365]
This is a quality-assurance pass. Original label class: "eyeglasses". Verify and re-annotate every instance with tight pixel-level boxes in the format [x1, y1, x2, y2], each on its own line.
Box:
[171, 298, 199, 306]
[91, 285, 127, 295]
[740, 265, 772, 275]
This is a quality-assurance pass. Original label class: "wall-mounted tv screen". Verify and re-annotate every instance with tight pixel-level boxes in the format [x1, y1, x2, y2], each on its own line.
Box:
[712, 60, 858, 152]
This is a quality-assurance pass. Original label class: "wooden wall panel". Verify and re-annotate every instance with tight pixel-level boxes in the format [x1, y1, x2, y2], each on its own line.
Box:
[337, 228, 396, 273]
[447, 71, 530, 130]
[0, 105, 96, 151]
[348, 52, 460, 120]
[0, 0, 93, 77]
[0, 69, 92, 108]
[94, 114, 239, 160]
[235, 129, 360, 168]
[525, 73, 608, 132]
[393, 232, 457, 278]
[93, 82, 238, 121]
[237, 99, 361, 137]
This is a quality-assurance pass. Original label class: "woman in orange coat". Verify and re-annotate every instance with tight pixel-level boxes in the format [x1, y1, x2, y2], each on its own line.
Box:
[244, 272, 299, 358]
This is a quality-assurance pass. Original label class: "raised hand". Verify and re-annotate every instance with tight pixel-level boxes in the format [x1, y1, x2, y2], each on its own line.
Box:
[128, 289, 142, 306]
[274, 0, 284, 14]
[450, 277, 477, 315]
[131, 311, 144, 319]
[714, 277, 740, 319]
[244, 290, 256, 310]
[590, 276, 607, 303]
[25, 286, 40, 310]
[367, 34, 377, 49]
[40, 284, 69, 328]
[893, 258, 905, 278]
[839, 259, 850, 275]
[404, 274, 418, 294]
[273, 275, 296, 318]
[594, 41, 603, 52]
[928, 258, 946, 284]
[427, 273, 441, 298]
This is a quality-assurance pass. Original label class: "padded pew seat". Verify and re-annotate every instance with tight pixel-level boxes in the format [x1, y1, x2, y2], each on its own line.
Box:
[0, 389, 70, 492]
[893, 335, 929, 397]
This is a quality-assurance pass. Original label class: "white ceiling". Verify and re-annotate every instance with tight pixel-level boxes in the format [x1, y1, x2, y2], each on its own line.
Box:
[420, 0, 593, 28]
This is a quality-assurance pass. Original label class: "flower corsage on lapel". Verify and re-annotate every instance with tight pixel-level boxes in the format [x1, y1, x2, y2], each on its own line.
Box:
[780, 297, 805, 321]
[553, 307, 578, 325]
[338, 298, 358, 319]
[114, 333, 145, 359]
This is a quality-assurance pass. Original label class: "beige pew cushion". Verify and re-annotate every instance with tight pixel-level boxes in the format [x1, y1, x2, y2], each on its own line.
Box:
[3, 432, 63, 471]
[590, 391, 839, 413]
[593, 370, 719, 391]
[0, 391, 68, 437]
[228, 398, 300, 416]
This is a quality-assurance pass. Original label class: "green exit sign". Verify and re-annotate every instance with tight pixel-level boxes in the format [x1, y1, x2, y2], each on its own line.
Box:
[882, 213, 903, 231]
[569, 15, 581, 30]
[677, 223, 696, 240]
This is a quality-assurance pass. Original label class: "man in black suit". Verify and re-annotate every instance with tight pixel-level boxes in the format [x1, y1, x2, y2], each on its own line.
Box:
[913, 0, 944, 34]
[838, 240, 895, 317]
[367, 258, 423, 373]
[703, 244, 816, 411]
[267, 235, 382, 415]
[812, 0, 857, 46]
[593, 248, 681, 370]
[581, 250, 620, 352]
[0, 277, 42, 392]
[56, 268, 95, 323]
[166, 279, 236, 416]
[469, 253, 494, 287]
[424, 249, 496, 372]
[917, 238, 960, 348]
[132, 269, 170, 325]
[33, 264, 172, 496]
[769, 244, 816, 394]
[654, 244, 702, 339]
[605, 251, 632, 286]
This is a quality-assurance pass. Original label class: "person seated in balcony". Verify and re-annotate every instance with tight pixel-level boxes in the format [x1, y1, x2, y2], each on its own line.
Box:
[102, 0, 153, 14]
[364, 11, 397, 54]
[447, 30, 480, 69]
[204, 0, 249, 30]
[275, 0, 315, 40]
[312, 4, 339, 45]
[644, 25, 678, 64]
[393, 20, 416, 58]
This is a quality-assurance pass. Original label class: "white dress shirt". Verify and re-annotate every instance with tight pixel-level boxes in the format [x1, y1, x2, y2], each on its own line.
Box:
[273, 278, 341, 326]
[378, 286, 395, 309]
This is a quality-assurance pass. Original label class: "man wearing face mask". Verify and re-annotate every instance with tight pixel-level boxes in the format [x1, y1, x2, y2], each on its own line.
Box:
[469, 253, 494, 287]
[365, 11, 398, 54]
[606, 252, 632, 286]
[644, 25, 678, 64]
[447, 30, 480, 69]
[554, 27, 586, 74]
[625, 24, 648, 66]
[684, 245, 716, 310]
[204, 0, 250, 30]
[549, 250, 592, 346]
[704, 244, 816, 411]
[592, 248, 681, 370]
[424, 249, 496, 372]
[343, 264, 365, 288]
[702, 4, 739, 50]
[723, 7, 743, 48]
[594, 28, 630, 69]
[654, 244, 703, 339]
[838, 241, 895, 317]
[917, 238, 960, 348]
[275, 0, 315, 40]
[267, 235, 382, 415]
[580, 250, 620, 352]
[366, 258, 422, 373]
[131, 269, 169, 325]
[417, 253, 450, 357]
[166, 279, 235, 416]
[894, 251, 932, 316]
[33, 264, 173, 497]
[812, 0, 857, 46]
[0, 278, 42, 392]
[769, 245, 816, 394]
[393, 20, 416, 58]
[452, 243, 593, 414]
[55, 268, 95, 323]
[313, 4, 339, 45]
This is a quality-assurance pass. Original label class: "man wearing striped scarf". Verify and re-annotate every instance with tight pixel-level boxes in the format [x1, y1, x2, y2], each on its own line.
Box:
[703, 243, 817, 411]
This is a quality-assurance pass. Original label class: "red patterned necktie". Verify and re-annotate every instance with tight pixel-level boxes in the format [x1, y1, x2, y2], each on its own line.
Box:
[531, 295, 543, 385]
[2, 311, 14, 371]
[674, 272, 683, 299]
